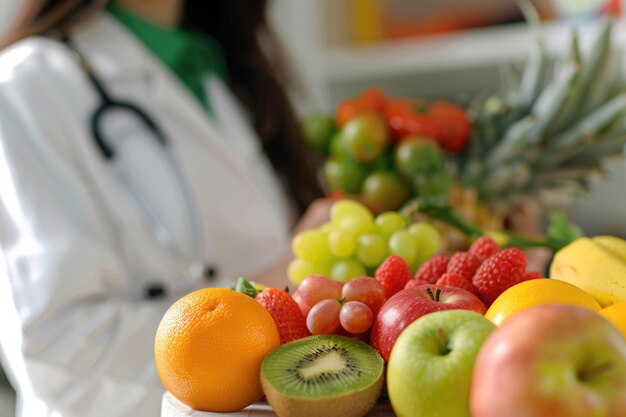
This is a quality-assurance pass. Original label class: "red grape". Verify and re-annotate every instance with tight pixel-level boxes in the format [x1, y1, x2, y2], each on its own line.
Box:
[306, 299, 341, 335]
[339, 301, 373, 334]
[298, 275, 342, 307]
[292, 289, 311, 317]
[341, 277, 386, 313]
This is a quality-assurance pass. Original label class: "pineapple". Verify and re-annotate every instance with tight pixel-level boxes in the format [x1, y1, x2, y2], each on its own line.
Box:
[407, 15, 625, 251]
[460, 16, 625, 216]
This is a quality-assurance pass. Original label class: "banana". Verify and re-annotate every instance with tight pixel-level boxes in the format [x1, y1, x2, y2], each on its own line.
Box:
[593, 235, 626, 264]
[550, 237, 626, 307]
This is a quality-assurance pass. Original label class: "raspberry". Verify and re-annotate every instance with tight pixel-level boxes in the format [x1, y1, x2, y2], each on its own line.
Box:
[404, 279, 430, 289]
[472, 248, 527, 306]
[446, 252, 482, 281]
[523, 271, 543, 280]
[437, 272, 476, 294]
[376, 256, 413, 299]
[415, 254, 451, 284]
[469, 237, 500, 262]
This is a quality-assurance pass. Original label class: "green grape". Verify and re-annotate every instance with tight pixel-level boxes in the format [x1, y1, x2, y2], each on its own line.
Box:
[320, 222, 335, 234]
[338, 215, 375, 236]
[408, 223, 441, 260]
[288, 258, 316, 285]
[375, 212, 407, 239]
[331, 200, 374, 226]
[328, 229, 357, 258]
[413, 170, 451, 197]
[315, 257, 337, 278]
[361, 171, 410, 213]
[331, 259, 366, 282]
[324, 158, 368, 195]
[292, 230, 331, 263]
[356, 234, 388, 267]
[301, 114, 335, 153]
[388, 230, 418, 266]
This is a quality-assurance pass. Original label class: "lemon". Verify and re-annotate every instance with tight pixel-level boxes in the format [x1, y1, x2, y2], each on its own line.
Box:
[485, 279, 601, 326]
[600, 303, 626, 339]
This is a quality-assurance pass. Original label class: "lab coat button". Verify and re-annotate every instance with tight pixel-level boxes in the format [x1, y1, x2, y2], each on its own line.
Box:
[203, 265, 218, 280]
[146, 283, 166, 299]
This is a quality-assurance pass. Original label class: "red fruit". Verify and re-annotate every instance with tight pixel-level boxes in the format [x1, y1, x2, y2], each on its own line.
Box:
[404, 279, 430, 289]
[370, 285, 486, 361]
[306, 299, 342, 335]
[394, 113, 440, 142]
[339, 301, 374, 334]
[292, 289, 311, 317]
[335, 100, 365, 127]
[375, 256, 413, 299]
[437, 272, 476, 294]
[256, 288, 310, 344]
[358, 88, 388, 114]
[472, 248, 528, 306]
[427, 101, 471, 154]
[469, 236, 500, 262]
[342, 277, 386, 314]
[298, 275, 342, 307]
[523, 271, 543, 280]
[446, 252, 482, 281]
[414, 254, 451, 284]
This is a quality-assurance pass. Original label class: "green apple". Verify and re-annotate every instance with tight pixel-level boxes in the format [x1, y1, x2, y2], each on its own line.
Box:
[387, 310, 495, 417]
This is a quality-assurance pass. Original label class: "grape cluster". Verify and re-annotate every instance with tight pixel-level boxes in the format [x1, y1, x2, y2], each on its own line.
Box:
[288, 200, 441, 284]
[294, 275, 385, 336]
[302, 88, 470, 212]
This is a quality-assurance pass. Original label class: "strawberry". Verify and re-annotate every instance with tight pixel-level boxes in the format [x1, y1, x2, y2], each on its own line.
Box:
[375, 256, 413, 299]
[404, 279, 430, 289]
[472, 248, 528, 306]
[469, 236, 500, 261]
[446, 252, 482, 281]
[256, 288, 310, 344]
[414, 254, 451, 284]
[437, 272, 477, 294]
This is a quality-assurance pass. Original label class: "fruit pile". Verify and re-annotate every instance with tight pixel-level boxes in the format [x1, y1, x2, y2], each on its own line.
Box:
[303, 89, 467, 213]
[304, 18, 626, 252]
[289, 200, 441, 284]
[155, 234, 626, 417]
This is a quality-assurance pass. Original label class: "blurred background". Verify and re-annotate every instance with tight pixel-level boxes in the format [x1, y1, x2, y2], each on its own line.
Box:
[0, 0, 624, 415]
[269, 0, 626, 238]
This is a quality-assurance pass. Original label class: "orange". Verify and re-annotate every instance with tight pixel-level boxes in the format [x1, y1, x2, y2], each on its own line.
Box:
[485, 279, 601, 326]
[154, 288, 280, 412]
[600, 303, 626, 339]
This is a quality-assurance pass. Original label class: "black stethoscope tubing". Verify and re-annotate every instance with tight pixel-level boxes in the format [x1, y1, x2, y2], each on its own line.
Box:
[62, 36, 216, 297]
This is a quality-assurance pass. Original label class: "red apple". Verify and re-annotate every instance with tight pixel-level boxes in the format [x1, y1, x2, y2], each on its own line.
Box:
[370, 285, 487, 361]
[471, 304, 626, 417]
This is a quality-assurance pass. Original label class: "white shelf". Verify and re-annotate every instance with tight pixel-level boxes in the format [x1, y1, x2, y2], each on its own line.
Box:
[320, 18, 626, 83]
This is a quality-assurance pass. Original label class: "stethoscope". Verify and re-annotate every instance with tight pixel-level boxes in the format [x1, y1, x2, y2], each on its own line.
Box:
[62, 36, 217, 298]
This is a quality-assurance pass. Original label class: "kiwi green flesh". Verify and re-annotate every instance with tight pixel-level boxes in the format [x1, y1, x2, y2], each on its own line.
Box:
[261, 335, 383, 399]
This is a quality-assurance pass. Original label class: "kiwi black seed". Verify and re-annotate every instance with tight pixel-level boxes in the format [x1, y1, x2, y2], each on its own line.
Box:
[260, 335, 384, 417]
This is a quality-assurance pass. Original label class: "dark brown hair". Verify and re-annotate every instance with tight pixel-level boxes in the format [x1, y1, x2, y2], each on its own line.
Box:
[4, 0, 323, 215]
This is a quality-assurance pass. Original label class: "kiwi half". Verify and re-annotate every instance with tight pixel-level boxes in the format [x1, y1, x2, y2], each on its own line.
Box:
[261, 335, 384, 417]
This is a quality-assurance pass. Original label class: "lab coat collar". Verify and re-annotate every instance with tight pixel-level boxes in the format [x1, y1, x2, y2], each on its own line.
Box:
[69, 13, 260, 164]
[69, 13, 153, 82]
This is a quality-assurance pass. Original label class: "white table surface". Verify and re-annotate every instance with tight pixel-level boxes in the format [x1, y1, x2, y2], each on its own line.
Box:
[162, 391, 396, 417]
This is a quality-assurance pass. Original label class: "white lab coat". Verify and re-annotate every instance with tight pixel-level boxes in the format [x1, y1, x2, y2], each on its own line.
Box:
[0, 13, 294, 417]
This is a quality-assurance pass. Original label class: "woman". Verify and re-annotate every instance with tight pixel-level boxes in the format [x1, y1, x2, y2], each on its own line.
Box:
[0, 1, 328, 416]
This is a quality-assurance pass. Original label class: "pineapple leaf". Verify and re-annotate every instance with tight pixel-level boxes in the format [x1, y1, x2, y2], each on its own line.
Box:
[546, 212, 583, 250]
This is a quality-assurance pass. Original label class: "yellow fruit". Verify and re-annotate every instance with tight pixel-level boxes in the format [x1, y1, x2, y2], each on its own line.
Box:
[485, 279, 601, 326]
[154, 288, 280, 412]
[550, 236, 626, 307]
[600, 303, 626, 339]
